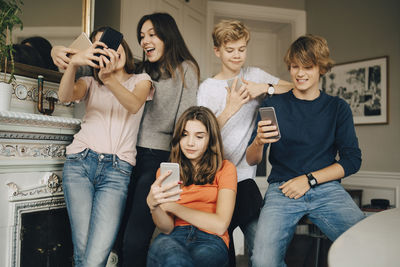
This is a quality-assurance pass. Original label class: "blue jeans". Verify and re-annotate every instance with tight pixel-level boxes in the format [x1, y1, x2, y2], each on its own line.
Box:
[251, 181, 365, 267]
[62, 148, 132, 267]
[147, 226, 229, 267]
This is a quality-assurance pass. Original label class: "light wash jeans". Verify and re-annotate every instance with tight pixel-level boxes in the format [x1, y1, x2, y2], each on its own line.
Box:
[251, 181, 365, 267]
[147, 225, 229, 267]
[62, 148, 132, 267]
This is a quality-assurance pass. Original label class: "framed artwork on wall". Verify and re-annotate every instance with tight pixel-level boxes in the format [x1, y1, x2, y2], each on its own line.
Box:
[320, 56, 388, 125]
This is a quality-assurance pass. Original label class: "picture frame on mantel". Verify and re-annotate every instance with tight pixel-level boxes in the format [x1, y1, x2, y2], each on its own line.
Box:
[320, 56, 388, 125]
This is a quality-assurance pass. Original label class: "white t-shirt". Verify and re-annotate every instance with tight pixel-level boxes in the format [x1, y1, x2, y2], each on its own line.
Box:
[197, 67, 279, 182]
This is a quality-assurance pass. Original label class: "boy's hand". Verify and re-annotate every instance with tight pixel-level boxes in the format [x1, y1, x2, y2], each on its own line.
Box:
[254, 120, 280, 146]
[279, 175, 310, 199]
[243, 79, 269, 99]
[225, 77, 250, 115]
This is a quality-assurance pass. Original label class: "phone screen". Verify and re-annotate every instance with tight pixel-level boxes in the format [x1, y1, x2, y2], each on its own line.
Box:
[160, 162, 181, 201]
[259, 107, 281, 140]
[99, 27, 123, 51]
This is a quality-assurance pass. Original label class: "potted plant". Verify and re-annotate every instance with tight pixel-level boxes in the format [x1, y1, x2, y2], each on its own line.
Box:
[0, 0, 23, 111]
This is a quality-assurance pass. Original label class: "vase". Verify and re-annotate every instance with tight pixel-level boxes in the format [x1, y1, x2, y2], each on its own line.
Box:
[0, 82, 13, 111]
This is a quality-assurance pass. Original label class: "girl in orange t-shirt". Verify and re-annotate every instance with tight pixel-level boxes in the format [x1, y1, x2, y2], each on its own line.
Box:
[146, 106, 237, 267]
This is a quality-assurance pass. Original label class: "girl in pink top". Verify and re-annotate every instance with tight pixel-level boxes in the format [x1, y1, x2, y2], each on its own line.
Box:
[146, 106, 237, 267]
[58, 26, 152, 267]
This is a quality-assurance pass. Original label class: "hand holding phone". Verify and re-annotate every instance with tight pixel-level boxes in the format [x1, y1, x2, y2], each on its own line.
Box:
[227, 76, 243, 91]
[259, 107, 281, 140]
[160, 162, 181, 201]
[94, 27, 123, 65]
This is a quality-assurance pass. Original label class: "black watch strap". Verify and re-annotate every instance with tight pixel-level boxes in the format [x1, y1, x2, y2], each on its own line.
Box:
[306, 173, 318, 188]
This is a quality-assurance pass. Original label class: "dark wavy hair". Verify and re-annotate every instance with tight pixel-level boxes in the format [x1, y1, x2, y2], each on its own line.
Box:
[89, 26, 136, 85]
[170, 106, 224, 186]
[136, 13, 200, 84]
[21, 36, 58, 71]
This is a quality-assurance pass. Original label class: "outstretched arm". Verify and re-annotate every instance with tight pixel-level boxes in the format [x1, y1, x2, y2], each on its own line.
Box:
[58, 41, 106, 102]
[244, 79, 293, 99]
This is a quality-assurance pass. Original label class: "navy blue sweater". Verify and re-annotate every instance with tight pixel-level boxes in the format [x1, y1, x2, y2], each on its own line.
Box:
[249, 90, 361, 184]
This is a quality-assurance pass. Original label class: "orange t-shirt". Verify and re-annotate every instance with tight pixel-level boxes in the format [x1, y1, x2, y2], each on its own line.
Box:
[157, 160, 237, 247]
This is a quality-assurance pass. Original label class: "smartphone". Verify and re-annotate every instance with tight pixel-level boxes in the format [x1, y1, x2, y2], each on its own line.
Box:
[69, 32, 92, 51]
[94, 27, 123, 64]
[160, 162, 181, 201]
[98, 27, 123, 51]
[227, 76, 243, 91]
[259, 107, 281, 140]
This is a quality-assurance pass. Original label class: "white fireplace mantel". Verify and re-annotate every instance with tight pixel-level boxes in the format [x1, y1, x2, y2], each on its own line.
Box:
[0, 111, 81, 173]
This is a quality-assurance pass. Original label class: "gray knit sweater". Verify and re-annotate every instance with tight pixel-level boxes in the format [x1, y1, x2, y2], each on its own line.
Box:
[136, 61, 198, 151]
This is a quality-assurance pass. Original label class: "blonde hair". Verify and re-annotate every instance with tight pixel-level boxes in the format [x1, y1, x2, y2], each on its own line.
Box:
[212, 19, 250, 48]
[170, 106, 224, 186]
[284, 34, 334, 76]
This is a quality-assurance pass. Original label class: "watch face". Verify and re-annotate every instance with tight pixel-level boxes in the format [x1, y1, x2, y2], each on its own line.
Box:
[267, 85, 275, 95]
[15, 84, 28, 100]
[310, 179, 317, 186]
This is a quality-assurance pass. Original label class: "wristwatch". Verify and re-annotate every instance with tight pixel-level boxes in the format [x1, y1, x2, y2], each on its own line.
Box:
[267, 83, 275, 97]
[306, 173, 318, 188]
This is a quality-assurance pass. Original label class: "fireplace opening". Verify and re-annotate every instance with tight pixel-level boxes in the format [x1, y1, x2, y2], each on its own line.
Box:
[20, 207, 73, 267]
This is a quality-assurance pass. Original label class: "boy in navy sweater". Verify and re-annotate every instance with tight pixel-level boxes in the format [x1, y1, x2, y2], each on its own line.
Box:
[246, 34, 365, 267]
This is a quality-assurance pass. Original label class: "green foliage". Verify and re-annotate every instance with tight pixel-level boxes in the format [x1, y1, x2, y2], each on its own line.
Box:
[0, 0, 23, 83]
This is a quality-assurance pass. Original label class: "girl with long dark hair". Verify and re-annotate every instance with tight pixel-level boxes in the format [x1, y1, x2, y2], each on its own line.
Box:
[59, 26, 153, 267]
[120, 13, 200, 266]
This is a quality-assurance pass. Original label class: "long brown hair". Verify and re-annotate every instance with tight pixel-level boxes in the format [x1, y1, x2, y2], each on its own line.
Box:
[170, 106, 224, 186]
[90, 26, 136, 85]
[136, 13, 200, 84]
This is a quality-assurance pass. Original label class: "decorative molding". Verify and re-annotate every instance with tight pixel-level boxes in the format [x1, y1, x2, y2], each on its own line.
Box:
[0, 111, 81, 129]
[0, 143, 66, 159]
[7, 173, 63, 201]
[0, 141, 67, 173]
[0, 131, 73, 141]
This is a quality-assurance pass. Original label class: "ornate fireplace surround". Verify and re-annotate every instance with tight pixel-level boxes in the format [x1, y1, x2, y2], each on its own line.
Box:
[0, 73, 80, 266]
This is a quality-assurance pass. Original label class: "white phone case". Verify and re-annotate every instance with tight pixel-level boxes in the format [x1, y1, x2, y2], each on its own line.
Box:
[160, 162, 181, 201]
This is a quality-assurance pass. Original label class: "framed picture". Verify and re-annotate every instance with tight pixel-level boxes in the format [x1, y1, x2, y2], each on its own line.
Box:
[320, 56, 388, 125]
